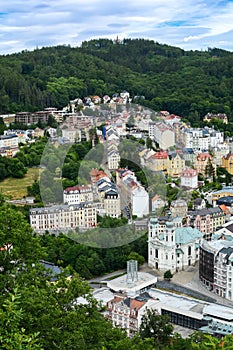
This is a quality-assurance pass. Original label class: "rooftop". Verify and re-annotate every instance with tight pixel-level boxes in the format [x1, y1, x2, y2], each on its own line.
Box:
[107, 272, 157, 297]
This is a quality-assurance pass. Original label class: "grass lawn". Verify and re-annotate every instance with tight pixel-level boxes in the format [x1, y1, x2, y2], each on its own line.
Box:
[0, 167, 40, 199]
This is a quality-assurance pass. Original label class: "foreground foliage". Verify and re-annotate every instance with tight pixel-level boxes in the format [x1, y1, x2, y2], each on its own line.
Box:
[0, 203, 233, 349]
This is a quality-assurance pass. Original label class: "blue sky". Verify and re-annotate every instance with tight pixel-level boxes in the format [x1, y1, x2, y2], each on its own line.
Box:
[1, 0, 233, 54]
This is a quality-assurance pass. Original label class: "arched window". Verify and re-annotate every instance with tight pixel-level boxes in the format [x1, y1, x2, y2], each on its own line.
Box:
[155, 249, 158, 259]
[188, 246, 192, 255]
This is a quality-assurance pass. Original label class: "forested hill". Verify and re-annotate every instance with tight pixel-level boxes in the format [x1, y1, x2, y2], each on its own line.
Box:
[1, 38, 233, 123]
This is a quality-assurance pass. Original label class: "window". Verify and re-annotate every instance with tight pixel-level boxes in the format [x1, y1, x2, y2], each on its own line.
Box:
[188, 246, 192, 255]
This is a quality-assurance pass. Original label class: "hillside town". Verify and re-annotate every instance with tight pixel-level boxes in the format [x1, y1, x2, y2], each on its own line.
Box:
[1, 91, 233, 340]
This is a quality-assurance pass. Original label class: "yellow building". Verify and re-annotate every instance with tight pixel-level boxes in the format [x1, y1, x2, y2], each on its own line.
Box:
[167, 153, 185, 178]
[222, 152, 233, 175]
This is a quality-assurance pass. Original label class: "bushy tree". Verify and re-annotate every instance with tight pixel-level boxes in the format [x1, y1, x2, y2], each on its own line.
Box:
[139, 309, 174, 347]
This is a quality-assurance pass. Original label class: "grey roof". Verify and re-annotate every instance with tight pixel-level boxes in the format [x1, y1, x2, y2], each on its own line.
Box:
[194, 198, 203, 205]
[30, 203, 94, 214]
[188, 207, 224, 218]
[217, 196, 233, 205]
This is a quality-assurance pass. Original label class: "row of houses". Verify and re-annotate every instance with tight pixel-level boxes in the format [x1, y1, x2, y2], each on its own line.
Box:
[29, 203, 97, 233]
[139, 148, 215, 182]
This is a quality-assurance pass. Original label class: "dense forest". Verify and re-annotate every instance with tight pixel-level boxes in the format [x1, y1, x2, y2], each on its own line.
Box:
[1, 38, 233, 124]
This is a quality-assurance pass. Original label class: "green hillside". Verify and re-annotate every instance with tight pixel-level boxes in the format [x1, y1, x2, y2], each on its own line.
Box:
[1, 38, 233, 123]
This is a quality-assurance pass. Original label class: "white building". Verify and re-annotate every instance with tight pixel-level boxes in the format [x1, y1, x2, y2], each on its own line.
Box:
[0, 134, 19, 157]
[117, 168, 149, 218]
[29, 203, 97, 233]
[104, 188, 121, 218]
[180, 168, 198, 189]
[131, 187, 149, 218]
[63, 185, 93, 205]
[151, 195, 168, 213]
[148, 218, 203, 272]
[61, 127, 81, 143]
[183, 127, 224, 153]
[107, 260, 157, 297]
[200, 240, 233, 301]
[107, 150, 120, 170]
[153, 122, 175, 149]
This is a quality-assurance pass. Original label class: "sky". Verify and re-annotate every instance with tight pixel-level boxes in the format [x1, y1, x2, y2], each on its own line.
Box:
[1, 0, 233, 55]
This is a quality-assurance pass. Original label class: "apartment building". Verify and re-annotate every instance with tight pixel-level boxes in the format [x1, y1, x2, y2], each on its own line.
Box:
[29, 203, 97, 233]
[183, 127, 224, 152]
[106, 295, 158, 337]
[61, 127, 82, 143]
[167, 152, 185, 178]
[187, 207, 226, 240]
[153, 122, 175, 149]
[107, 150, 120, 170]
[199, 240, 233, 301]
[15, 111, 52, 125]
[0, 134, 19, 157]
[116, 168, 149, 218]
[63, 185, 94, 205]
[90, 168, 121, 218]
[203, 113, 228, 124]
[170, 199, 188, 218]
[104, 188, 121, 218]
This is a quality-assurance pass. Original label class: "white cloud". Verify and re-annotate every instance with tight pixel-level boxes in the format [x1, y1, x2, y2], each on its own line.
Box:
[0, 0, 233, 54]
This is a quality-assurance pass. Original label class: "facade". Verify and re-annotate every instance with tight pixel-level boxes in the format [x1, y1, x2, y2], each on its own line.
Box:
[106, 295, 158, 337]
[107, 150, 120, 170]
[187, 207, 226, 240]
[15, 111, 52, 125]
[61, 127, 81, 143]
[194, 152, 216, 177]
[180, 168, 198, 189]
[63, 185, 93, 205]
[117, 168, 149, 218]
[183, 127, 224, 152]
[0, 134, 19, 157]
[90, 168, 121, 218]
[140, 150, 169, 173]
[170, 199, 188, 218]
[154, 122, 175, 149]
[167, 152, 185, 178]
[151, 195, 168, 213]
[29, 203, 97, 232]
[148, 218, 203, 272]
[222, 152, 233, 175]
[34, 127, 45, 138]
[104, 188, 121, 218]
[199, 240, 233, 301]
[131, 186, 149, 218]
[213, 143, 229, 166]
